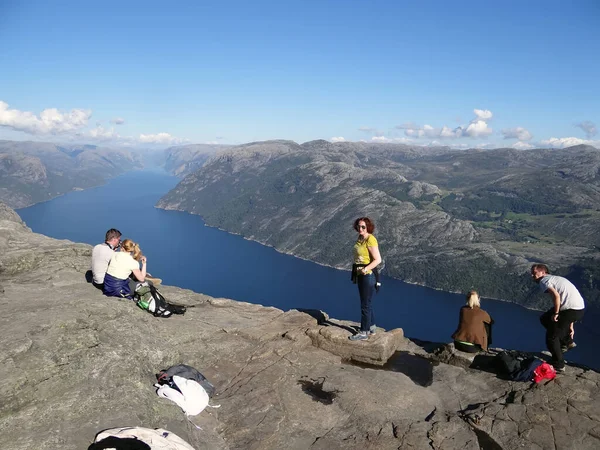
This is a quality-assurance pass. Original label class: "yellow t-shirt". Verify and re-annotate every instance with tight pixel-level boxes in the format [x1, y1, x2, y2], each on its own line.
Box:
[354, 234, 378, 274]
[106, 252, 140, 280]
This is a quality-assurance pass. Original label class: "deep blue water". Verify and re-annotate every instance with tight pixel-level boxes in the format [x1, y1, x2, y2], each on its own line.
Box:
[17, 169, 598, 369]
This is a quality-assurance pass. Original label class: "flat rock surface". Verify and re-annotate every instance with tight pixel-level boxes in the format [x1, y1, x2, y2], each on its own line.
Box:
[1, 210, 599, 450]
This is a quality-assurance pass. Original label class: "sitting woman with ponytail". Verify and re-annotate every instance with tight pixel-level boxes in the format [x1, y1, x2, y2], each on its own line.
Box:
[451, 290, 494, 353]
[103, 239, 147, 298]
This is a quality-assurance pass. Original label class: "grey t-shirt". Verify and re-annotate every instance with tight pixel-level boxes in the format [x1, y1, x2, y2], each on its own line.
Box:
[91, 243, 114, 284]
[539, 275, 585, 311]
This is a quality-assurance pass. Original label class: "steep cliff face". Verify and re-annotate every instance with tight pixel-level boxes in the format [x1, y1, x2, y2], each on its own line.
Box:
[1, 202, 599, 450]
[0, 140, 143, 208]
[157, 140, 600, 307]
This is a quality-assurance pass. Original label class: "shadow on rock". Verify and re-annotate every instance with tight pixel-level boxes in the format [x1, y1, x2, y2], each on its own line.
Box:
[296, 308, 357, 334]
[345, 351, 435, 387]
[297, 377, 339, 405]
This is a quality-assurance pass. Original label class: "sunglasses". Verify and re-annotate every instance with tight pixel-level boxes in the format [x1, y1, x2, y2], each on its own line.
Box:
[358, 225, 367, 230]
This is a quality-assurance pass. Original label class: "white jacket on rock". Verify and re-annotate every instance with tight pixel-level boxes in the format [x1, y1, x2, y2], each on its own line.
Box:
[156, 375, 209, 416]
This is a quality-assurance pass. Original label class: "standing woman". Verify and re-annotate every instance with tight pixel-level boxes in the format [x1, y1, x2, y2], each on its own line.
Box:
[349, 217, 382, 341]
[103, 239, 147, 299]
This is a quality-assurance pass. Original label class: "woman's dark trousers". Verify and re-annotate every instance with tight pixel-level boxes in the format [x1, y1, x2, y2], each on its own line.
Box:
[357, 273, 376, 332]
[539, 308, 585, 368]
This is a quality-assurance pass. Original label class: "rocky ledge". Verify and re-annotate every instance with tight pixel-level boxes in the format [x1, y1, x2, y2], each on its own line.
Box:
[1, 203, 599, 450]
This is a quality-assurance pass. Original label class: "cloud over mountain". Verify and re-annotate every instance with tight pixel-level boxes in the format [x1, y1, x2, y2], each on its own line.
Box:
[0, 101, 91, 135]
[540, 137, 600, 149]
[0, 100, 188, 147]
[512, 141, 535, 150]
[397, 108, 493, 139]
[501, 127, 533, 141]
[139, 132, 187, 144]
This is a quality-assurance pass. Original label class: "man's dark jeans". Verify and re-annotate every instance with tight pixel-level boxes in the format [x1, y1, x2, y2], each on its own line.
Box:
[540, 308, 585, 368]
[357, 273, 376, 332]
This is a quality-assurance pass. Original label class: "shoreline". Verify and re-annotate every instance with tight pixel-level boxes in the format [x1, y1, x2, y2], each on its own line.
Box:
[156, 203, 546, 313]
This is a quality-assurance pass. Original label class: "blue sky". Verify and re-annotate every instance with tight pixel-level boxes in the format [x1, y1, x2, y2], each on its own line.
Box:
[0, 0, 598, 149]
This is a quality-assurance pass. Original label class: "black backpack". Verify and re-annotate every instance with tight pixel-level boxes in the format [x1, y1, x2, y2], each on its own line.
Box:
[494, 351, 542, 381]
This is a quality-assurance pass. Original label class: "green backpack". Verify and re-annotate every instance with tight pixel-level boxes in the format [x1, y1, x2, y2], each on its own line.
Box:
[134, 283, 185, 318]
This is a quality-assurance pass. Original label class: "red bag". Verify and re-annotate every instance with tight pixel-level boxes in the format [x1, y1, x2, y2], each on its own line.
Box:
[533, 362, 556, 383]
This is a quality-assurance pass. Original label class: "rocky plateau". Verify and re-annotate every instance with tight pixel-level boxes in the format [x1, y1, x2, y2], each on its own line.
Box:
[1, 201, 599, 450]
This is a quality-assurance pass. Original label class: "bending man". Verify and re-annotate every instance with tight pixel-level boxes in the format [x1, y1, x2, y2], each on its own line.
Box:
[531, 264, 585, 372]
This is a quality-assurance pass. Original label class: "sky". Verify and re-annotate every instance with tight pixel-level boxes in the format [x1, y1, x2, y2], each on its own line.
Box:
[0, 0, 599, 149]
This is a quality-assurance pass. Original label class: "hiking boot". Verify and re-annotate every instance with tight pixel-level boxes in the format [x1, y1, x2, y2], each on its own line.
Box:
[369, 325, 377, 335]
[145, 276, 162, 285]
[561, 342, 577, 353]
[349, 332, 368, 341]
[554, 365, 566, 373]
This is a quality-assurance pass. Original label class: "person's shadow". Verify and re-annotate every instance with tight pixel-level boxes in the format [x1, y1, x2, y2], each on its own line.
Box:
[296, 308, 358, 334]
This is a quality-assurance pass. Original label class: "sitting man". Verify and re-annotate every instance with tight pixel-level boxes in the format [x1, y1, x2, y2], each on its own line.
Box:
[91, 228, 122, 290]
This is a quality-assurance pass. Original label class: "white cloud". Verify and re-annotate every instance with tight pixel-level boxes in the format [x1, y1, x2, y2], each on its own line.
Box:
[512, 141, 535, 150]
[463, 120, 492, 137]
[205, 141, 219, 145]
[540, 137, 599, 149]
[575, 121, 597, 138]
[439, 126, 459, 138]
[397, 108, 493, 140]
[474, 109, 493, 121]
[501, 127, 532, 141]
[139, 132, 187, 144]
[0, 101, 189, 147]
[80, 126, 121, 141]
[404, 124, 445, 138]
[330, 136, 346, 142]
[371, 136, 392, 142]
[0, 101, 91, 135]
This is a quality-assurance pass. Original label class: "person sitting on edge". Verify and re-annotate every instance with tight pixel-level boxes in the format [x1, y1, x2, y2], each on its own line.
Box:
[451, 290, 494, 353]
[531, 263, 585, 373]
[103, 239, 147, 298]
[91, 228, 122, 290]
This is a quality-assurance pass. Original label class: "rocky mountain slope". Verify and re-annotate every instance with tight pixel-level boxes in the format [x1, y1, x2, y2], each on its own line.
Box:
[157, 140, 600, 310]
[0, 140, 143, 208]
[1, 201, 599, 450]
[163, 143, 231, 177]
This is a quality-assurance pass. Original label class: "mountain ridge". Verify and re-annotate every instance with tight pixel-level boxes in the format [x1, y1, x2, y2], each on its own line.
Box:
[0, 139, 143, 208]
[158, 140, 600, 310]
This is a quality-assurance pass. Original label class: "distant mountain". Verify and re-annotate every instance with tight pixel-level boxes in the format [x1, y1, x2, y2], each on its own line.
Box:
[157, 140, 600, 310]
[0, 140, 143, 208]
[163, 143, 231, 177]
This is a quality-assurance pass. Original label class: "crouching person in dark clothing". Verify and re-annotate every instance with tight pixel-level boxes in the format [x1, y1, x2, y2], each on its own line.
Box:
[452, 290, 494, 353]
